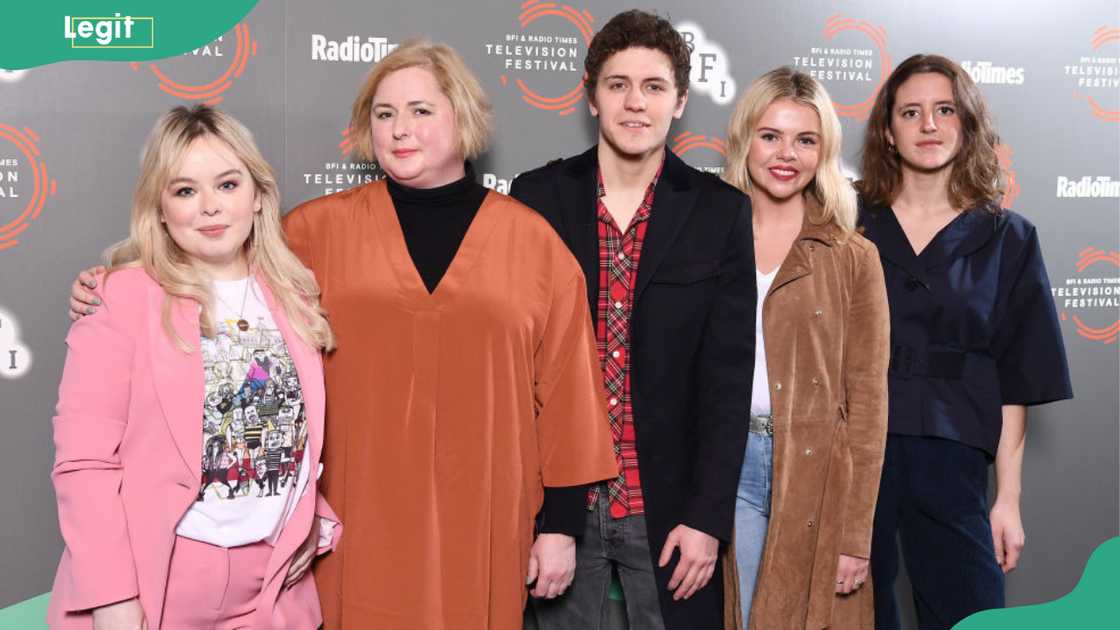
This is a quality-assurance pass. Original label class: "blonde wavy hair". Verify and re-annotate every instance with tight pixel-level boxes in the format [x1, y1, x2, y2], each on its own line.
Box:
[723, 67, 857, 235]
[106, 105, 334, 351]
[349, 39, 492, 162]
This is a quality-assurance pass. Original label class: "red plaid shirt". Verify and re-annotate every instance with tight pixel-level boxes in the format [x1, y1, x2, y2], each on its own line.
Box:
[589, 162, 662, 518]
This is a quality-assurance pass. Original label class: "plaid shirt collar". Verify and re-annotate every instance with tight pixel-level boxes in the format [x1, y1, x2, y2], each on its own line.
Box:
[595, 156, 665, 229]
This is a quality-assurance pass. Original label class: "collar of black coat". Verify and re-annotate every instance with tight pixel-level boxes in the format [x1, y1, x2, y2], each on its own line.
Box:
[860, 201, 999, 274]
[562, 144, 693, 192]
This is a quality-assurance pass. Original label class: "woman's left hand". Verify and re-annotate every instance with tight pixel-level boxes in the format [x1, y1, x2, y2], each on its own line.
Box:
[285, 516, 320, 588]
[835, 554, 869, 595]
[990, 498, 1026, 574]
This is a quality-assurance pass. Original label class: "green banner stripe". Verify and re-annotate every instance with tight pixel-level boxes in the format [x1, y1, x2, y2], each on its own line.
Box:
[0, 592, 49, 629]
[0, 1, 259, 69]
[956, 536, 1120, 628]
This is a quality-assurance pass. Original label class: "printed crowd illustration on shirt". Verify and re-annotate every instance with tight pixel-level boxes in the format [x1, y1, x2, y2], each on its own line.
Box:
[198, 314, 307, 504]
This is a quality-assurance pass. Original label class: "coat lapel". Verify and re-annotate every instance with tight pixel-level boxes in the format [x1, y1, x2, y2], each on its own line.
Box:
[147, 288, 205, 479]
[860, 205, 930, 288]
[920, 208, 997, 270]
[635, 150, 699, 302]
[254, 276, 326, 595]
[768, 218, 836, 297]
[561, 147, 604, 321]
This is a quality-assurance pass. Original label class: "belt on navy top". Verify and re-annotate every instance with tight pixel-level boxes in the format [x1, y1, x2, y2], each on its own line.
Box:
[889, 344, 966, 379]
[749, 414, 773, 436]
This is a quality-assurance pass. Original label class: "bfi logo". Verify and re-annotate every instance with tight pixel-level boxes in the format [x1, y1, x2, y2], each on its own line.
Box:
[0, 308, 31, 379]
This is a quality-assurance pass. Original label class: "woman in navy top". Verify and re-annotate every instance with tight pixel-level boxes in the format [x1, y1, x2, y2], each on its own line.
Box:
[856, 54, 1072, 630]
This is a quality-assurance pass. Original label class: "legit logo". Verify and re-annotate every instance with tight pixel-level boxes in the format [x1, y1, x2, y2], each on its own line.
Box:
[64, 14, 154, 49]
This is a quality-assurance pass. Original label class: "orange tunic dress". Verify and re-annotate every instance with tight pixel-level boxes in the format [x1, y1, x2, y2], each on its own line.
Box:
[283, 181, 618, 630]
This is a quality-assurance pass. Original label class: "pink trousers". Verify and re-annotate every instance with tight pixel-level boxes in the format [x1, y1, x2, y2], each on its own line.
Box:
[160, 535, 274, 630]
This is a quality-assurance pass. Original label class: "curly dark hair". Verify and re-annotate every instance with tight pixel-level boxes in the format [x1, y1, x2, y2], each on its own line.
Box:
[583, 10, 691, 103]
[856, 54, 1004, 212]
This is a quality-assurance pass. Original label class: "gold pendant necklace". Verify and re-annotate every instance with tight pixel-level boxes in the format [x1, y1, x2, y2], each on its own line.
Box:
[214, 277, 252, 331]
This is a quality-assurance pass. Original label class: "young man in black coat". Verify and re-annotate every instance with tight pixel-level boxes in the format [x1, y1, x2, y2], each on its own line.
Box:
[512, 10, 756, 630]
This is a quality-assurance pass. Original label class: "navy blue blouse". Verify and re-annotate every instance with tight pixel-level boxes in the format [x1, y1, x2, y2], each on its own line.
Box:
[858, 203, 1073, 457]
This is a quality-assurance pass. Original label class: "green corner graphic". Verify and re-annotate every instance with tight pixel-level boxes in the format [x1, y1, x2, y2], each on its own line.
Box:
[956, 537, 1120, 628]
[0, 592, 49, 629]
[0, 1, 258, 70]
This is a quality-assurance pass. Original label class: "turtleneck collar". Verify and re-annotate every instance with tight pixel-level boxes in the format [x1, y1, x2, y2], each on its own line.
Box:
[386, 162, 483, 208]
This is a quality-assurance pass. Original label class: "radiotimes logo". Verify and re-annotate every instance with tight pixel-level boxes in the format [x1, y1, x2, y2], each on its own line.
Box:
[482, 172, 520, 194]
[300, 129, 383, 197]
[129, 22, 257, 105]
[961, 60, 1025, 86]
[1052, 247, 1120, 345]
[1065, 26, 1119, 122]
[0, 124, 57, 252]
[674, 22, 736, 106]
[792, 14, 891, 121]
[671, 131, 726, 175]
[1056, 176, 1120, 199]
[0, 307, 32, 379]
[311, 33, 396, 63]
[485, 0, 594, 117]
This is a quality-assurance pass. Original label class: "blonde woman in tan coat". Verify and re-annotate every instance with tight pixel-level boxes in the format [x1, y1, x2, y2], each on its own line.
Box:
[720, 67, 890, 630]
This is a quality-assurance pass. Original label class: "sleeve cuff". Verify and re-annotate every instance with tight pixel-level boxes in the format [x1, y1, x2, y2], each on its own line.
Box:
[317, 517, 338, 549]
[538, 485, 588, 537]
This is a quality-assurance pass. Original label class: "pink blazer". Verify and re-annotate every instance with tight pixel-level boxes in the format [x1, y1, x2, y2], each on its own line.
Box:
[47, 267, 341, 630]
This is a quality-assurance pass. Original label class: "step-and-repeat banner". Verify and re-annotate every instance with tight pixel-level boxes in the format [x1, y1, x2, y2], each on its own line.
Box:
[2, 1, 1117, 626]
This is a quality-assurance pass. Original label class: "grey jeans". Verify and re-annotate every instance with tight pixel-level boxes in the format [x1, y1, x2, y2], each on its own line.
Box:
[530, 486, 667, 630]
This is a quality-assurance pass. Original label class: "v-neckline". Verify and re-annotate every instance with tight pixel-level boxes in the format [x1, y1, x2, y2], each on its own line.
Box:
[370, 181, 497, 308]
[887, 205, 967, 259]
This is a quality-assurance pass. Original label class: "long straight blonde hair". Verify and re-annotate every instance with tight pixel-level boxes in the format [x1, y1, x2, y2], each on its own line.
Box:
[723, 67, 857, 235]
[107, 105, 334, 351]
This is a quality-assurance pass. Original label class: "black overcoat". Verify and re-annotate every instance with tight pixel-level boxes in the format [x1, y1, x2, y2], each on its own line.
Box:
[511, 146, 756, 630]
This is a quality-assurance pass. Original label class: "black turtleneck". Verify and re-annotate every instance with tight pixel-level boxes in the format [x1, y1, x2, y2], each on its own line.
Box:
[388, 165, 488, 294]
[387, 165, 586, 537]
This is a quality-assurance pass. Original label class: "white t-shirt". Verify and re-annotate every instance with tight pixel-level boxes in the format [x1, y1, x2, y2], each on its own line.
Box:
[175, 277, 313, 547]
[750, 268, 778, 416]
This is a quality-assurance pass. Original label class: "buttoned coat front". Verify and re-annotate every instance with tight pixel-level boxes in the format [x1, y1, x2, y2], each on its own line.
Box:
[723, 219, 890, 630]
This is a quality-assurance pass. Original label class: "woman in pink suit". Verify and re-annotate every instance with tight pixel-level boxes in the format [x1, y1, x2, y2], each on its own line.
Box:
[48, 105, 340, 630]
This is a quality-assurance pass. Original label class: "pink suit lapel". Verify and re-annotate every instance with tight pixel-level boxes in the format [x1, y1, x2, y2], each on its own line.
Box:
[147, 287, 205, 481]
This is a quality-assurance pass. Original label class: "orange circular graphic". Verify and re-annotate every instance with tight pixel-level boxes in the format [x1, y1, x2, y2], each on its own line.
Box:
[1074, 26, 1120, 123]
[501, 0, 594, 117]
[0, 124, 57, 252]
[995, 144, 1020, 209]
[823, 14, 891, 121]
[1060, 246, 1120, 344]
[671, 131, 727, 158]
[340, 127, 355, 157]
[130, 23, 258, 105]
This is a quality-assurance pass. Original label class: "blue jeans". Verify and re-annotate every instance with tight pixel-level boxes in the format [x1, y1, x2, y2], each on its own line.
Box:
[733, 431, 773, 628]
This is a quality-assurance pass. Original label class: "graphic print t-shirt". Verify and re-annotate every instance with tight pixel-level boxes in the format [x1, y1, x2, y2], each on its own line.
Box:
[175, 277, 312, 547]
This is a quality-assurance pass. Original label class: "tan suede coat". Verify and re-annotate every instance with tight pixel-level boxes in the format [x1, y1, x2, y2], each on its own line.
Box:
[724, 218, 890, 630]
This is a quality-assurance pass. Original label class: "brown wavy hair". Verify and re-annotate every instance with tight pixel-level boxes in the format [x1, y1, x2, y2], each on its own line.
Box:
[583, 10, 691, 104]
[856, 54, 1004, 212]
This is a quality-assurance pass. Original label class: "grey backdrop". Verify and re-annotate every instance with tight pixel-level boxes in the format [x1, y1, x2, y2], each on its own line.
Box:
[2, 1, 1117, 627]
